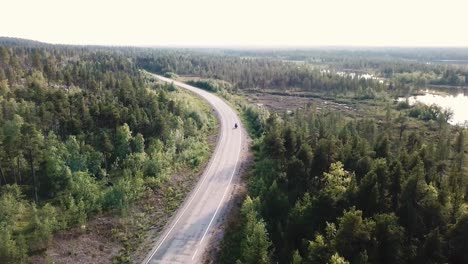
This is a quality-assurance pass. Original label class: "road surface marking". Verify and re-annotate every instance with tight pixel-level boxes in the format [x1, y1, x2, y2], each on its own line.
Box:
[192, 118, 242, 261]
[191, 249, 198, 261]
[143, 82, 225, 264]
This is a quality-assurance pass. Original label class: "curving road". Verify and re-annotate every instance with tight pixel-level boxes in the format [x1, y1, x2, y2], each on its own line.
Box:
[142, 74, 245, 264]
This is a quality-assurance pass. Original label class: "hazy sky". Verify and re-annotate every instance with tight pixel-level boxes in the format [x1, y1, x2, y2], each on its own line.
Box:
[1, 0, 467, 47]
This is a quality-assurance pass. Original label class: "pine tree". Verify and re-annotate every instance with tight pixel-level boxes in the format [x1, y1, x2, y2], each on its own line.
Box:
[238, 196, 272, 264]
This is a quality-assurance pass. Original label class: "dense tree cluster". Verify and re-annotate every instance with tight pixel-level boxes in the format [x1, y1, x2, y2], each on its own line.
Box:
[0, 44, 214, 261]
[136, 49, 468, 98]
[2, 38, 468, 263]
[136, 52, 386, 97]
[218, 48, 468, 64]
[222, 107, 467, 264]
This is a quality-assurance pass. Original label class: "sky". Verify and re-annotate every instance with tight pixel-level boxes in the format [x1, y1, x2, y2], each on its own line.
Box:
[1, 0, 467, 47]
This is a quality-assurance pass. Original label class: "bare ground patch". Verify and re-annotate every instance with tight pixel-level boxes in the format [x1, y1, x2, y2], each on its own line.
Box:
[40, 215, 121, 264]
[244, 90, 358, 116]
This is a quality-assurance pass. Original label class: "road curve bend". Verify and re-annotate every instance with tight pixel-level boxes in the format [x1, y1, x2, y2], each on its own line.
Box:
[143, 74, 245, 264]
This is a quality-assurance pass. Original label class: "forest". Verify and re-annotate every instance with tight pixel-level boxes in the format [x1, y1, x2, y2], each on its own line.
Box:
[220, 105, 468, 263]
[0, 41, 215, 262]
[1, 38, 467, 263]
[136, 49, 468, 96]
[154, 48, 468, 263]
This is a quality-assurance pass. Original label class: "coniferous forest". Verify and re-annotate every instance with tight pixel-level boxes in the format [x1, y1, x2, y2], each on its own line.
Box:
[137, 49, 468, 264]
[0, 39, 215, 262]
[219, 108, 467, 264]
[0, 38, 467, 263]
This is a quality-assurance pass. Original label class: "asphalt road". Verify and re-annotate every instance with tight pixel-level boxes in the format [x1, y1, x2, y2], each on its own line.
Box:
[143, 74, 245, 264]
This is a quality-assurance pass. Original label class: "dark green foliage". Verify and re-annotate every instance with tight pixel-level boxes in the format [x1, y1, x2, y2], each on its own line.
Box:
[334, 208, 374, 263]
[408, 103, 451, 123]
[237, 196, 272, 264]
[186, 80, 224, 93]
[0, 44, 215, 260]
[447, 215, 468, 263]
[221, 105, 467, 264]
[373, 213, 404, 264]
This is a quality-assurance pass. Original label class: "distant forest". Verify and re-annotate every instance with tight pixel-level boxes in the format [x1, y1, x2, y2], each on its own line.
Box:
[136, 49, 468, 96]
[1, 38, 467, 264]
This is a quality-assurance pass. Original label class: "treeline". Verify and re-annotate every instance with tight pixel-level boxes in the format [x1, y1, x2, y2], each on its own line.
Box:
[223, 48, 468, 81]
[0, 45, 214, 262]
[220, 106, 467, 264]
[135, 49, 468, 94]
[136, 52, 386, 97]
[429, 68, 468, 86]
[219, 48, 468, 64]
[4, 37, 466, 91]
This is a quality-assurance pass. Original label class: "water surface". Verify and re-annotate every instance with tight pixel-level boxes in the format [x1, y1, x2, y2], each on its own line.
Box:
[402, 89, 468, 126]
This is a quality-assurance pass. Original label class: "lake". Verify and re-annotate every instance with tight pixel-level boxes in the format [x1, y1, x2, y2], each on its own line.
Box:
[401, 89, 468, 126]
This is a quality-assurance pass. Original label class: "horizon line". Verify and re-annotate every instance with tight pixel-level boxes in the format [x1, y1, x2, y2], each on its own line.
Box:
[2, 36, 468, 50]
